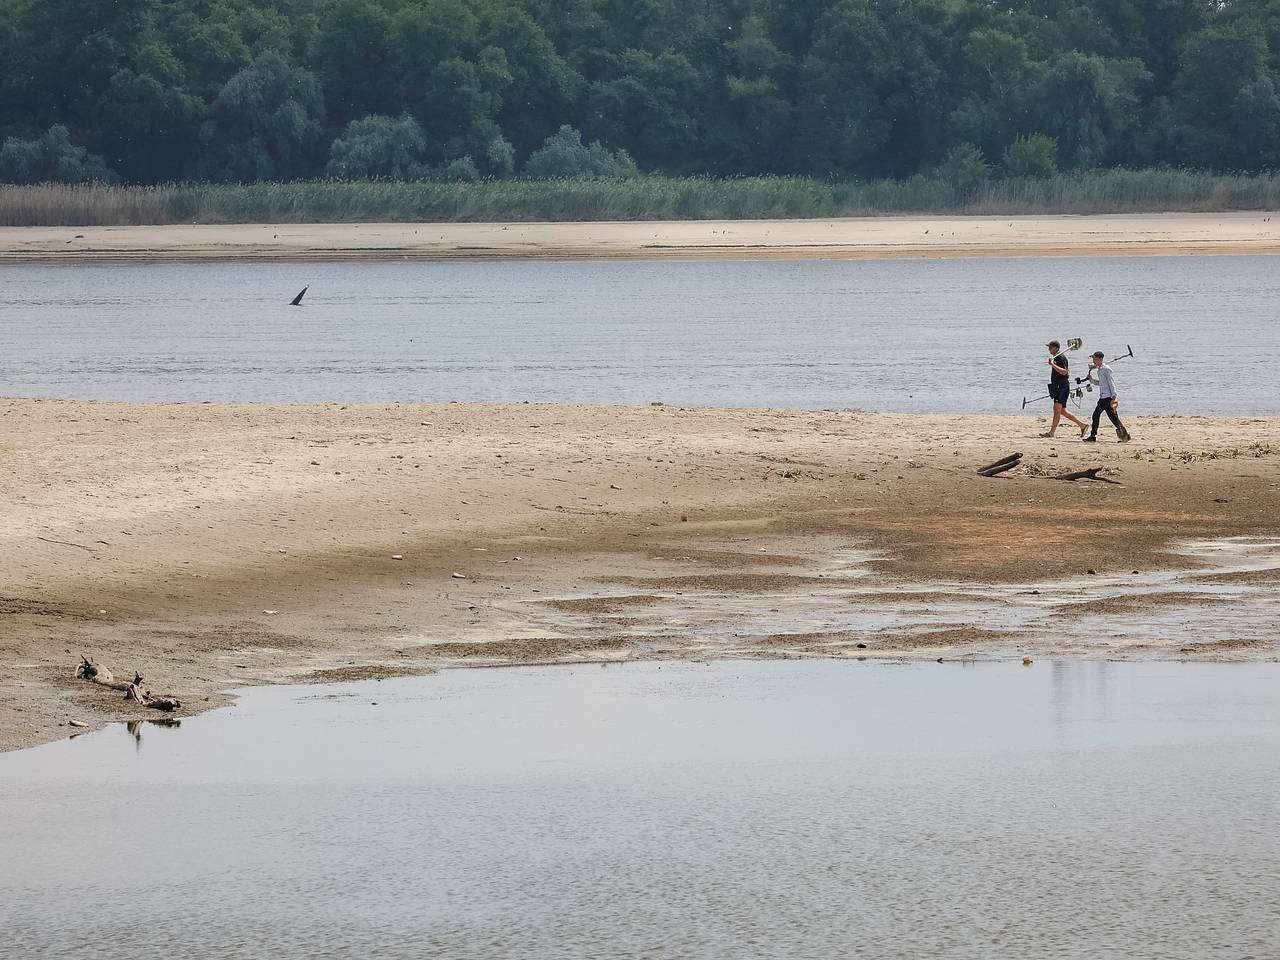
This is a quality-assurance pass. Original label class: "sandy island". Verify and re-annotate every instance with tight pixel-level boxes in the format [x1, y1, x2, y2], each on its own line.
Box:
[3, 211, 1280, 263]
[3, 398, 1279, 751]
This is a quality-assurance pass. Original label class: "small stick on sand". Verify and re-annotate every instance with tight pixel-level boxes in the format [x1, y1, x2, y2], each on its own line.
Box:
[36, 535, 94, 550]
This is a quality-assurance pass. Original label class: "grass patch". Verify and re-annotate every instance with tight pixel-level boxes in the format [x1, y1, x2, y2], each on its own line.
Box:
[3, 170, 1280, 227]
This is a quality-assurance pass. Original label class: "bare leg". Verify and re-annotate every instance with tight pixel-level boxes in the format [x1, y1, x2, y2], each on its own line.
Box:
[1048, 402, 1064, 436]
[1061, 407, 1088, 430]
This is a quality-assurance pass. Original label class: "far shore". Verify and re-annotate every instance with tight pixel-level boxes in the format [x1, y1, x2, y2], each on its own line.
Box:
[2, 211, 1280, 263]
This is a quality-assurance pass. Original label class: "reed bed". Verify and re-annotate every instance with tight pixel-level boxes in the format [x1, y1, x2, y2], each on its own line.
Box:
[3, 170, 1280, 227]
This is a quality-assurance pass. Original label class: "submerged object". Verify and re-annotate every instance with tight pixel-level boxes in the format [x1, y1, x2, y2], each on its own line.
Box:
[290, 286, 308, 306]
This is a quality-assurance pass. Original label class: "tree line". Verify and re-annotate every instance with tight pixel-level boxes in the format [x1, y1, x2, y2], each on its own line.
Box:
[2, 0, 1279, 186]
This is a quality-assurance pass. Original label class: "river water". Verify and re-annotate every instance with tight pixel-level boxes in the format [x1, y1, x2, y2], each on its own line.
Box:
[3, 255, 1278, 413]
[2, 660, 1278, 959]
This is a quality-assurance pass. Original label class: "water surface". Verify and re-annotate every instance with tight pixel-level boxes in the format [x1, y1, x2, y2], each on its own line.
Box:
[3, 255, 1277, 413]
[2, 660, 1278, 959]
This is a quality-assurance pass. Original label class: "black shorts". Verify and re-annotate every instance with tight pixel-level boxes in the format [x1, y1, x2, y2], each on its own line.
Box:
[1049, 382, 1071, 405]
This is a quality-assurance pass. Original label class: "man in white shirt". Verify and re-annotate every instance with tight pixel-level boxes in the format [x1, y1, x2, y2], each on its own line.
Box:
[1081, 351, 1130, 443]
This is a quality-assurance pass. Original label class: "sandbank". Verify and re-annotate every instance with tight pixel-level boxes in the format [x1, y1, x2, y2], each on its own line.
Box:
[3, 399, 1279, 751]
[2, 212, 1280, 263]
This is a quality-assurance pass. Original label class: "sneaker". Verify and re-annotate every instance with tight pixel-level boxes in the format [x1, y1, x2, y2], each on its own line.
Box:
[1082, 436, 1097, 443]
[1118, 427, 1131, 442]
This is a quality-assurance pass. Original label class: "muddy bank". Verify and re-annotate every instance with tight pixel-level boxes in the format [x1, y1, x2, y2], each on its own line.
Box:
[2, 399, 1279, 750]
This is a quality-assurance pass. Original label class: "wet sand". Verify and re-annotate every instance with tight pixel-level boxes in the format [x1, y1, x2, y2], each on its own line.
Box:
[2, 399, 1279, 750]
[3, 212, 1280, 263]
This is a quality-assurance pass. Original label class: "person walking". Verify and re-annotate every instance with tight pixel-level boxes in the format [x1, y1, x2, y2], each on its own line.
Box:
[1042, 340, 1089, 438]
[1081, 351, 1131, 443]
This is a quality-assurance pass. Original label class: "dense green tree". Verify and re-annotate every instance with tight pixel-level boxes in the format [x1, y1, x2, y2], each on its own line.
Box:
[158, 12, 253, 102]
[938, 141, 991, 196]
[326, 114, 430, 178]
[585, 50, 704, 170]
[950, 30, 1040, 162]
[523, 123, 639, 178]
[1, 0, 200, 179]
[797, 0, 950, 178]
[0, 125, 118, 183]
[199, 51, 326, 181]
[1, 0, 1278, 183]
[311, 0, 394, 125]
[435, 155, 481, 180]
[1003, 133, 1058, 178]
[1033, 52, 1149, 169]
[1176, 23, 1280, 169]
[709, 15, 795, 174]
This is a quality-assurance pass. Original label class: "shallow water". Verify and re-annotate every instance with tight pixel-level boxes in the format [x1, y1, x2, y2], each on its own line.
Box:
[501, 537, 1280, 661]
[3, 660, 1278, 959]
[3, 255, 1278, 413]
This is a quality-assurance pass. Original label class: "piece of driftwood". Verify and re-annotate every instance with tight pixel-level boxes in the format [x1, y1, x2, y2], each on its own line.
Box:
[977, 463, 1018, 481]
[76, 656, 182, 712]
[977, 452, 1022, 474]
[977, 452, 1023, 477]
[1052, 466, 1120, 484]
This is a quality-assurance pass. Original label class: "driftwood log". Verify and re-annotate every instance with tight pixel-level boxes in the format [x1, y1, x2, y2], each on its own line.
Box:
[1052, 466, 1119, 484]
[977, 452, 1023, 477]
[977, 452, 1023, 474]
[76, 656, 182, 712]
[978, 460, 1021, 478]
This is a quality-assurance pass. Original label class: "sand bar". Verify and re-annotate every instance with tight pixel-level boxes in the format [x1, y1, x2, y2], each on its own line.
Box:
[3, 399, 1279, 751]
[2, 212, 1280, 263]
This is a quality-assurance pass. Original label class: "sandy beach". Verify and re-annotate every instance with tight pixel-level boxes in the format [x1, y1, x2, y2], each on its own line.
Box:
[3, 398, 1278, 751]
[3, 211, 1280, 263]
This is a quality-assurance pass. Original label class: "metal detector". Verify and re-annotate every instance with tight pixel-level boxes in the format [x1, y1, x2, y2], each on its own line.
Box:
[1020, 338, 1086, 409]
[1024, 343, 1136, 407]
[1070, 344, 1135, 398]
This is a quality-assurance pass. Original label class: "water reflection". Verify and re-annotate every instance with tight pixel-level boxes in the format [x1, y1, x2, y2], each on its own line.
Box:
[125, 717, 183, 752]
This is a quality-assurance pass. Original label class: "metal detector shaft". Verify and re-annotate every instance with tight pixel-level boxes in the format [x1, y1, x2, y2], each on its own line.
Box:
[1029, 344, 1135, 409]
[1022, 337, 1087, 408]
[1074, 345, 1136, 387]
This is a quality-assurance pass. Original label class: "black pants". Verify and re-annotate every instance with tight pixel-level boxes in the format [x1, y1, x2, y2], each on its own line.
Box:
[1091, 397, 1125, 438]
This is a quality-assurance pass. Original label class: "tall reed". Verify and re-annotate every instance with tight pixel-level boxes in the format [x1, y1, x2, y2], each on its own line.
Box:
[3, 170, 1279, 227]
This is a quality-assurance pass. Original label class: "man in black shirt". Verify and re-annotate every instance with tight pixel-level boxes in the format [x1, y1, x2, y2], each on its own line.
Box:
[1042, 340, 1089, 438]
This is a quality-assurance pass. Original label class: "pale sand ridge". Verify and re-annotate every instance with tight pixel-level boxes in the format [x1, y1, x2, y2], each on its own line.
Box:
[3, 212, 1280, 263]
